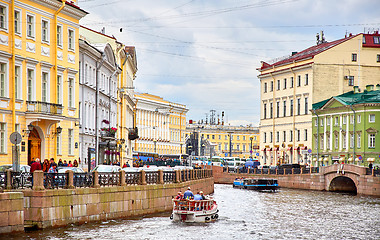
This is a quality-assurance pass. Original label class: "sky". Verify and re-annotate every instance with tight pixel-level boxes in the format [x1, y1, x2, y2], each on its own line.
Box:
[78, 0, 380, 126]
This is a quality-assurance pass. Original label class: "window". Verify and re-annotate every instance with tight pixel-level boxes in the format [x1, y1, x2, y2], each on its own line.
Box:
[68, 29, 74, 51]
[352, 53, 357, 62]
[264, 82, 268, 93]
[236, 135, 240, 140]
[350, 115, 354, 124]
[14, 10, 21, 34]
[276, 101, 280, 118]
[369, 114, 375, 122]
[350, 134, 354, 148]
[304, 129, 308, 141]
[357, 114, 361, 123]
[283, 131, 286, 142]
[283, 78, 287, 89]
[320, 135, 324, 149]
[0, 63, 5, 97]
[56, 132, 61, 155]
[264, 132, 267, 143]
[377, 54, 380, 63]
[270, 81, 273, 92]
[297, 75, 301, 87]
[68, 129, 74, 155]
[276, 131, 279, 142]
[0, 5, 7, 30]
[42, 72, 48, 102]
[15, 123, 20, 133]
[263, 103, 267, 119]
[270, 103, 273, 118]
[290, 99, 293, 116]
[225, 135, 227, 140]
[0, 123, 5, 153]
[290, 130, 293, 142]
[314, 136, 318, 149]
[218, 135, 221, 140]
[218, 143, 221, 151]
[236, 144, 240, 151]
[343, 134, 346, 149]
[327, 117, 331, 126]
[335, 116, 339, 126]
[254, 136, 257, 141]
[327, 135, 330, 150]
[206, 135, 209, 139]
[270, 132, 273, 143]
[304, 97, 308, 115]
[26, 14, 34, 38]
[212, 135, 215, 140]
[297, 130, 300, 141]
[277, 80, 280, 90]
[15, 66, 21, 99]
[242, 144, 245, 152]
[348, 76, 354, 86]
[68, 77, 74, 107]
[320, 119, 324, 126]
[283, 100, 286, 117]
[57, 25, 62, 47]
[27, 69, 34, 101]
[305, 74, 309, 85]
[335, 135, 338, 149]
[369, 134, 375, 148]
[57, 75, 62, 104]
[290, 77, 294, 88]
[224, 143, 228, 150]
[343, 115, 347, 124]
[41, 19, 49, 43]
[357, 133, 361, 148]
[243, 136, 246, 140]
[297, 98, 301, 115]
[374, 36, 380, 44]
[315, 119, 317, 126]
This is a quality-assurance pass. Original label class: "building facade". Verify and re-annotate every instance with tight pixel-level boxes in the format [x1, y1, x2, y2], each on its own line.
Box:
[185, 123, 259, 159]
[0, 0, 87, 166]
[79, 26, 137, 168]
[258, 32, 380, 166]
[134, 93, 188, 158]
[312, 85, 380, 167]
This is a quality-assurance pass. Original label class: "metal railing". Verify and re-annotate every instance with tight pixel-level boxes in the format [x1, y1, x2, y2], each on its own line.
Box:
[146, 172, 158, 184]
[73, 173, 93, 188]
[11, 172, 32, 189]
[374, 168, 380, 177]
[98, 172, 119, 186]
[26, 101, 63, 115]
[125, 172, 141, 185]
[44, 173, 68, 189]
[0, 172, 6, 189]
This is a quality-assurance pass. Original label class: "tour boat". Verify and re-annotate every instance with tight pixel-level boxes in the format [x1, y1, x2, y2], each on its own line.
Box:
[171, 198, 219, 223]
[233, 178, 279, 192]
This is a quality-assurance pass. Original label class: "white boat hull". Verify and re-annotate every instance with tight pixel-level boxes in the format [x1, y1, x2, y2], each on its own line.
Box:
[171, 199, 219, 223]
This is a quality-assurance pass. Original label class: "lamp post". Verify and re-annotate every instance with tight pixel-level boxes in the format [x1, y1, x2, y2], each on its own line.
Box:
[188, 145, 192, 167]
[250, 136, 253, 159]
[228, 132, 233, 157]
[153, 139, 157, 154]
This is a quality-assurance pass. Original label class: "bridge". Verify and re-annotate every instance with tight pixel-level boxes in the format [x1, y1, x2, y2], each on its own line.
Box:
[211, 164, 380, 197]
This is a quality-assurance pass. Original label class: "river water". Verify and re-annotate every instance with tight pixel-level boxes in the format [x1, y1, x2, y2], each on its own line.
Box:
[8, 184, 380, 240]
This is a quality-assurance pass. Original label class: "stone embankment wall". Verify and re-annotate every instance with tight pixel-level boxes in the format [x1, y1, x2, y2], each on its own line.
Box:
[0, 192, 24, 234]
[211, 165, 380, 196]
[23, 178, 213, 229]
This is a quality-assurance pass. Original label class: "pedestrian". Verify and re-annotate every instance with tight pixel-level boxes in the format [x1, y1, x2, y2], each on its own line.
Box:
[63, 160, 68, 167]
[73, 159, 78, 167]
[68, 161, 73, 167]
[58, 159, 63, 167]
[200, 191, 206, 200]
[194, 191, 202, 200]
[31, 158, 42, 173]
[175, 191, 183, 200]
[369, 162, 373, 169]
[48, 163, 57, 173]
[42, 159, 50, 172]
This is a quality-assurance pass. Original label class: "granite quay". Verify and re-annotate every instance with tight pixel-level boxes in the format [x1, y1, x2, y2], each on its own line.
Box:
[212, 165, 380, 197]
[0, 169, 213, 234]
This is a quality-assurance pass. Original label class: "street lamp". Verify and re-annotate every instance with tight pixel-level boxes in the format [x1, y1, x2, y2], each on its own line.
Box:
[250, 136, 253, 159]
[153, 139, 157, 154]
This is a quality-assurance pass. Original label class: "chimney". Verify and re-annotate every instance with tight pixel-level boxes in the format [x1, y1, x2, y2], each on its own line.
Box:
[353, 86, 360, 94]
[292, 52, 298, 56]
[366, 85, 374, 91]
[101, 27, 105, 34]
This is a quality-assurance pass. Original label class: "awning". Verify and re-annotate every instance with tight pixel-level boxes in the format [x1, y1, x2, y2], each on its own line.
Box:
[300, 146, 308, 150]
[339, 157, 345, 161]
[367, 158, 375, 162]
[347, 158, 353, 162]
[318, 158, 323, 162]
[312, 158, 317, 162]
[287, 147, 293, 151]
[323, 157, 328, 162]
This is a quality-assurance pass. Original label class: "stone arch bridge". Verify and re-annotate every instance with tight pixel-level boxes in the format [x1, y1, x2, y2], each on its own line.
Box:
[212, 165, 380, 196]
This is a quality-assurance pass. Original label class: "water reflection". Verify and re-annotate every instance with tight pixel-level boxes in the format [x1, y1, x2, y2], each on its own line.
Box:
[9, 185, 380, 240]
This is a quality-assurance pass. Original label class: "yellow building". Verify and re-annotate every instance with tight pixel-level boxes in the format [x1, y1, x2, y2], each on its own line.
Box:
[134, 93, 188, 158]
[258, 32, 380, 166]
[185, 123, 259, 159]
[0, 0, 87, 165]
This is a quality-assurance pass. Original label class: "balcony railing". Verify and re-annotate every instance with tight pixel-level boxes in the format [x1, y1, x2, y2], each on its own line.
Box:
[27, 101, 63, 115]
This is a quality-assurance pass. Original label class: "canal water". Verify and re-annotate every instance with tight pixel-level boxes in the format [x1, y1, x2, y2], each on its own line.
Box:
[8, 184, 380, 240]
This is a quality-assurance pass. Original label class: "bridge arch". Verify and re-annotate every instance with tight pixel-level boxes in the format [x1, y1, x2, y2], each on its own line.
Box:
[328, 176, 357, 194]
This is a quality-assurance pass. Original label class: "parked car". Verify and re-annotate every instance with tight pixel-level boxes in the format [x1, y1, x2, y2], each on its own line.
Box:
[0, 164, 31, 172]
[57, 167, 85, 173]
[92, 165, 121, 173]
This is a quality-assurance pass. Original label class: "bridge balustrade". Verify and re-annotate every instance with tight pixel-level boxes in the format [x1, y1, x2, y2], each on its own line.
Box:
[98, 172, 120, 186]
[44, 173, 68, 189]
[146, 172, 158, 184]
[163, 171, 175, 183]
[73, 173, 93, 188]
[293, 168, 301, 174]
[125, 172, 141, 185]
[0, 171, 6, 189]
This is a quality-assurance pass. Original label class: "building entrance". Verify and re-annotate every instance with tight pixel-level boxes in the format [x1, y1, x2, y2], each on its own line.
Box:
[28, 128, 41, 165]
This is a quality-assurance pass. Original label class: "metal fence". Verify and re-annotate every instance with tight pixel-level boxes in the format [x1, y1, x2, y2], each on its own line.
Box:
[44, 173, 68, 189]
[98, 172, 120, 186]
[146, 172, 158, 184]
[73, 173, 93, 188]
[125, 172, 141, 185]
[11, 172, 32, 189]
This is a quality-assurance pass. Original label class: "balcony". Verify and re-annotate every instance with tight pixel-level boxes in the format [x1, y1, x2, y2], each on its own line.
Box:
[26, 101, 63, 115]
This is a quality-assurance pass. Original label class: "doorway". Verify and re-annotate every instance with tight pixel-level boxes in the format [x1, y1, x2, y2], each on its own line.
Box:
[28, 128, 41, 165]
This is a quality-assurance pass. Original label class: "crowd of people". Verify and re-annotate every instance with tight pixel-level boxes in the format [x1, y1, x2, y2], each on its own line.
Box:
[174, 187, 207, 200]
[29, 158, 80, 173]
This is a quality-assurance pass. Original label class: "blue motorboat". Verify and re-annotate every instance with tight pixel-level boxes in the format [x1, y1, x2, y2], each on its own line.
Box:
[233, 178, 279, 192]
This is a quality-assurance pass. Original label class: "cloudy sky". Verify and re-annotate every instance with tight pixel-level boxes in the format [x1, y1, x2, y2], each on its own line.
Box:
[78, 0, 380, 126]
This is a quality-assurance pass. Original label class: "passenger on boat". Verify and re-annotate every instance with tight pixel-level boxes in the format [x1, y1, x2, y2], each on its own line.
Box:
[183, 187, 194, 200]
[175, 192, 183, 200]
[193, 192, 202, 200]
[200, 191, 206, 200]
